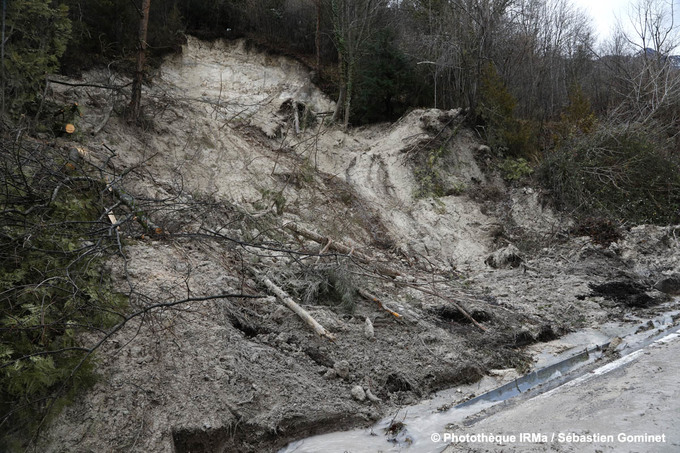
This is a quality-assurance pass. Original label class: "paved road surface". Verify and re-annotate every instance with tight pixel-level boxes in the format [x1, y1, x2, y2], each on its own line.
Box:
[440, 333, 680, 452]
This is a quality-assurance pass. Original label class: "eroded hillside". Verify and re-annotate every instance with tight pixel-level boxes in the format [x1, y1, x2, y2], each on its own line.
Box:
[35, 37, 680, 452]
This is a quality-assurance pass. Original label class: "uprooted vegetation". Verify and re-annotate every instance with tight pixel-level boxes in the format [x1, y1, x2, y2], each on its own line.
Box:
[0, 122, 544, 451]
[0, 136, 128, 445]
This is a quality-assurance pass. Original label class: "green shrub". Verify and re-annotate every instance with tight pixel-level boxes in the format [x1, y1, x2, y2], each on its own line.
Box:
[413, 146, 449, 199]
[352, 29, 417, 124]
[499, 157, 533, 182]
[0, 137, 127, 449]
[302, 264, 358, 313]
[561, 84, 597, 135]
[539, 123, 680, 224]
[2, 0, 71, 117]
[476, 63, 538, 159]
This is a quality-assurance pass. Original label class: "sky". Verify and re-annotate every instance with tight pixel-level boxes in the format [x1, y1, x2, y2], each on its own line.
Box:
[572, 0, 634, 44]
[572, 0, 680, 48]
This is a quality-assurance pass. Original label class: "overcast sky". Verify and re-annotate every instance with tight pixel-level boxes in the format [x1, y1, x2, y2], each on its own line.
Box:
[572, 0, 680, 48]
[572, 0, 634, 45]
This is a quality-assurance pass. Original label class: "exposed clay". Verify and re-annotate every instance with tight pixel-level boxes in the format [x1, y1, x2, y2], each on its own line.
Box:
[36, 37, 680, 452]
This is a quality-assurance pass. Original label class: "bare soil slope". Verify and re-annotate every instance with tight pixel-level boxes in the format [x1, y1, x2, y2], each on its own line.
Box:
[37, 37, 680, 452]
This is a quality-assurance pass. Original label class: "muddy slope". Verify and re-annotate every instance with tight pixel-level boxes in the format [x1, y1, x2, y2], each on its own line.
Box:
[36, 37, 680, 452]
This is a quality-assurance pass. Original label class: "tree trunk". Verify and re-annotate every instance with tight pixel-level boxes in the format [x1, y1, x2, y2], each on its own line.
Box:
[1, 0, 6, 116]
[343, 60, 354, 129]
[331, 54, 346, 123]
[314, 0, 321, 74]
[247, 266, 335, 341]
[128, 0, 151, 122]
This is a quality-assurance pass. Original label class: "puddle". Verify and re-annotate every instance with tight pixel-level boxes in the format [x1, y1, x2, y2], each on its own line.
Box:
[279, 303, 680, 453]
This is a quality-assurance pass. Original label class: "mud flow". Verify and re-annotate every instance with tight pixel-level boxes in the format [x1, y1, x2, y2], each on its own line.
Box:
[37, 37, 680, 453]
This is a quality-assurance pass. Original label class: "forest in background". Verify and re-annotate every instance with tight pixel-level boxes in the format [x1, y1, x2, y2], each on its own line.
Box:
[2, 1, 680, 129]
[2, 1, 680, 184]
[40, 0, 680, 223]
[1, 1, 680, 449]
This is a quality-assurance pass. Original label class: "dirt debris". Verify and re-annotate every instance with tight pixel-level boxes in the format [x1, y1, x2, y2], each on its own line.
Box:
[35, 37, 680, 452]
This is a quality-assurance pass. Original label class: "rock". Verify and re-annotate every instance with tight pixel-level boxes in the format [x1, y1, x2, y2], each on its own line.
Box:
[174, 262, 189, 273]
[351, 385, 366, 402]
[485, 244, 522, 269]
[654, 274, 680, 295]
[607, 336, 625, 354]
[334, 360, 350, 379]
[275, 332, 291, 344]
[365, 388, 381, 402]
[443, 352, 457, 363]
[323, 369, 337, 380]
[364, 317, 374, 339]
[489, 368, 515, 377]
[68, 147, 84, 162]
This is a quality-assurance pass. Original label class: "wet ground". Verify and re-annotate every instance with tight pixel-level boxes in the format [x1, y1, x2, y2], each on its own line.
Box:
[36, 37, 680, 453]
[280, 303, 680, 453]
[442, 329, 680, 452]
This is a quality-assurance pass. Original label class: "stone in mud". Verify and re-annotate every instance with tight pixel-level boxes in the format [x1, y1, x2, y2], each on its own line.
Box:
[654, 274, 680, 295]
[364, 317, 375, 339]
[334, 360, 350, 379]
[485, 244, 522, 269]
[351, 385, 366, 402]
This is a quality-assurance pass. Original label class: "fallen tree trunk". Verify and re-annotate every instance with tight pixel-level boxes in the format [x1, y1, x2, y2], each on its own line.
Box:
[358, 288, 402, 319]
[285, 223, 402, 278]
[247, 266, 335, 341]
[106, 178, 165, 235]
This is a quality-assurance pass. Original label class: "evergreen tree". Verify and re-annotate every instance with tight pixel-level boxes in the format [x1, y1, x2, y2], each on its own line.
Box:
[353, 29, 415, 124]
[1, 0, 71, 118]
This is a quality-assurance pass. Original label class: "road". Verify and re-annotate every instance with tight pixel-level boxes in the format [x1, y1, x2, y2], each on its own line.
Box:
[440, 332, 680, 452]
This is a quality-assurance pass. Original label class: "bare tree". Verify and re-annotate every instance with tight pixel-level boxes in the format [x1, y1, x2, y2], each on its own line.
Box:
[396, 0, 514, 113]
[328, 0, 386, 128]
[1, 0, 6, 117]
[128, 0, 151, 122]
[610, 0, 680, 125]
[313, 0, 321, 73]
[500, 0, 594, 118]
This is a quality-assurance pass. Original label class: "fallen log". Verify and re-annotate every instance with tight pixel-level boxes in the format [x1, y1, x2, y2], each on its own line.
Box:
[315, 238, 332, 265]
[247, 266, 335, 341]
[285, 223, 402, 278]
[104, 176, 165, 235]
[358, 288, 403, 319]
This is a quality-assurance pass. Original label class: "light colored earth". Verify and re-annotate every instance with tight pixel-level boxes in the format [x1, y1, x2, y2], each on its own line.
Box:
[34, 36, 680, 452]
